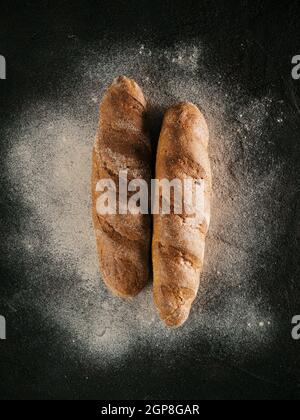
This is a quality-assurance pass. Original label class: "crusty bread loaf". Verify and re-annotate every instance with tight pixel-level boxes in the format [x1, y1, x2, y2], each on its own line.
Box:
[92, 76, 152, 297]
[153, 102, 211, 327]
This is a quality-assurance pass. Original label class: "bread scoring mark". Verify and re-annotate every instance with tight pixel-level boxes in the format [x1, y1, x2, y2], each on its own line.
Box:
[177, 156, 208, 180]
[101, 123, 152, 154]
[157, 241, 202, 270]
[108, 88, 146, 112]
[161, 285, 195, 303]
[125, 91, 146, 110]
[96, 214, 145, 243]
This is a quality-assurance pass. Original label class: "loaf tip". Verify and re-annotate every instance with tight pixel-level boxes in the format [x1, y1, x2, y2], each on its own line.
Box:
[161, 305, 191, 328]
[109, 75, 146, 107]
[112, 75, 130, 84]
[164, 101, 205, 125]
[105, 279, 147, 299]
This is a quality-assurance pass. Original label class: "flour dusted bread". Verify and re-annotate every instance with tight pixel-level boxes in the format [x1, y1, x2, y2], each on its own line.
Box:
[153, 102, 211, 327]
[92, 76, 151, 297]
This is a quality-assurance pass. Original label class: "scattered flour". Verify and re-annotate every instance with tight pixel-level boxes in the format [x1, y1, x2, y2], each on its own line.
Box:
[4, 40, 288, 365]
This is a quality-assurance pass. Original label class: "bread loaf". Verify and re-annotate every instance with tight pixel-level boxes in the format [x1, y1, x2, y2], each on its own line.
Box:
[153, 102, 211, 327]
[92, 76, 152, 297]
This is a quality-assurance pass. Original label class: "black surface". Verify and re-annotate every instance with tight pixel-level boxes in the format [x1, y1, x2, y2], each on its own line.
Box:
[0, 0, 300, 400]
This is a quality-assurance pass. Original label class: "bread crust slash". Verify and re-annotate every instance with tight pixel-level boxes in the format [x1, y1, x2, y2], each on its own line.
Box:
[92, 76, 152, 298]
[153, 102, 211, 327]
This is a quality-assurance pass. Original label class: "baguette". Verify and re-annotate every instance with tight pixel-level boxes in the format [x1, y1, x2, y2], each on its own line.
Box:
[153, 102, 211, 327]
[92, 76, 152, 297]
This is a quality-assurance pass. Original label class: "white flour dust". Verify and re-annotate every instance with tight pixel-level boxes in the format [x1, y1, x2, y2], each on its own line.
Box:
[5, 40, 288, 364]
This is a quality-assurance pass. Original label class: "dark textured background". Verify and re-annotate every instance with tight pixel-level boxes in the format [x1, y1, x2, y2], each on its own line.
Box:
[0, 0, 300, 400]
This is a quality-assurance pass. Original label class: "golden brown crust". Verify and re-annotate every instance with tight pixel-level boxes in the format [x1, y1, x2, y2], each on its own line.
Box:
[153, 102, 211, 327]
[92, 76, 151, 298]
